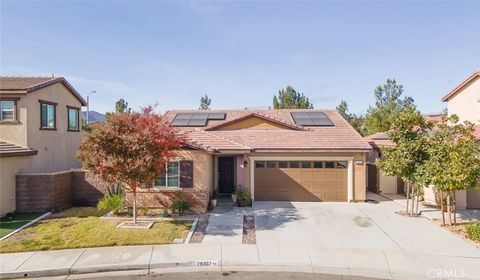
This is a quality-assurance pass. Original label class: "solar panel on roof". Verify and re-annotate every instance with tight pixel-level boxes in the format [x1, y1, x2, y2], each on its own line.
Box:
[208, 113, 226, 120]
[170, 118, 190, 126]
[187, 118, 208, 126]
[290, 112, 334, 127]
[171, 112, 226, 127]
[191, 113, 209, 119]
[174, 113, 192, 119]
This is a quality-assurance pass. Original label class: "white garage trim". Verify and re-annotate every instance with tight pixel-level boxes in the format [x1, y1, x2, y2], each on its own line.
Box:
[248, 156, 354, 202]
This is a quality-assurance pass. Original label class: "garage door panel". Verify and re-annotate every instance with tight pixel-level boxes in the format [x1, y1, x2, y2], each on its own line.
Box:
[254, 160, 349, 202]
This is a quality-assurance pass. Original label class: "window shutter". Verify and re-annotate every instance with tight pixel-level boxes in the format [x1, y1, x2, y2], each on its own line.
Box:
[180, 160, 193, 188]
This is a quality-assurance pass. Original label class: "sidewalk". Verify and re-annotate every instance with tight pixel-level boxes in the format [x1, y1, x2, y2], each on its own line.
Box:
[1, 243, 479, 279]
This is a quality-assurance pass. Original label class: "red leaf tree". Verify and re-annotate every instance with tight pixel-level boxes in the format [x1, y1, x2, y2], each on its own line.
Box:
[77, 106, 183, 223]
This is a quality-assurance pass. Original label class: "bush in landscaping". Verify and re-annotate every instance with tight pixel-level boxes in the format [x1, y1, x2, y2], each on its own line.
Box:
[97, 192, 125, 215]
[170, 199, 190, 215]
[465, 222, 480, 241]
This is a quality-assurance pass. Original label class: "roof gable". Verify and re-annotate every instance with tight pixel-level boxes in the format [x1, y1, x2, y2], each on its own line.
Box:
[205, 113, 304, 131]
[441, 70, 480, 102]
[0, 76, 87, 106]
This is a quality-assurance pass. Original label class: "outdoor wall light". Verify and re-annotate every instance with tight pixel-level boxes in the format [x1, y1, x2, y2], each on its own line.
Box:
[240, 160, 249, 168]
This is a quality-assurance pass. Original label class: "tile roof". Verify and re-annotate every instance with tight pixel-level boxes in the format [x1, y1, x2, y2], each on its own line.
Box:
[166, 109, 372, 153]
[364, 132, 394, 150]
[0, 139, 38, 157]
[365, 123, 480, 149]
[0, 76, 87, 106]
[441, 69, 480, 102]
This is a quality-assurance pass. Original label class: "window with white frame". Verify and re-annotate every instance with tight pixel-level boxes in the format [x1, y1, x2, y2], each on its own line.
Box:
[0, 100, 16, 121]
[155, 162, 179, 188]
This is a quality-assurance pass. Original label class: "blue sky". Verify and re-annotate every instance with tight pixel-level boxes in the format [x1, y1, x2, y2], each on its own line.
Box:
[1, 1, 479, 115]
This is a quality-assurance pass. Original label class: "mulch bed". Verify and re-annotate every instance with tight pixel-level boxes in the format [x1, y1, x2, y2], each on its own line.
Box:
[189, 214, 208, 243]
[242, 214, 256, 244]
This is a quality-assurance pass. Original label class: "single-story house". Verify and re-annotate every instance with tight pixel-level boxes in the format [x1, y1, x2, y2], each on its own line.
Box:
[364, 132, 405, 195]
[131, 109, 372, 213]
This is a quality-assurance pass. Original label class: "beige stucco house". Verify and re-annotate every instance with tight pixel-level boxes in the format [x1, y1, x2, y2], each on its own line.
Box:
[431, 69, 480, 209]
[0, 76, 86, 216]
[131, 109, 371, 213]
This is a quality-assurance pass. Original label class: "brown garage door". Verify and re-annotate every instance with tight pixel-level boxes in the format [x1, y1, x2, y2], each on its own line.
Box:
[254, 160, 348, 202]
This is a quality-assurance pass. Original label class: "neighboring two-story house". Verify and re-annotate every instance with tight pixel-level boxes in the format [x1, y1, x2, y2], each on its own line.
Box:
[439, 69, 480, 209]
[0, 77, 86, 216]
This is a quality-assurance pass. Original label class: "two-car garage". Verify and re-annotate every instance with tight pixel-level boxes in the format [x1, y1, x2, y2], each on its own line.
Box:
[253, 159, 350, 202]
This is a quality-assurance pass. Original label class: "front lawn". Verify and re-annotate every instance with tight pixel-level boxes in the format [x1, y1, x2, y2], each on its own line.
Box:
[0, 207, 192, 253]
[0, 213, 44, 238]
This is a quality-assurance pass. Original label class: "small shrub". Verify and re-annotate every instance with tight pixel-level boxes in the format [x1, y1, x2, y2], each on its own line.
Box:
[162, 208, 169, 217]
[466, 222, 480, 241]
[138, 203, 150, 216]
[171, 199, 191, 215]
[235, 188, 252, 206]
[107, 184, 124, 197]
[97, 195, 125, 215]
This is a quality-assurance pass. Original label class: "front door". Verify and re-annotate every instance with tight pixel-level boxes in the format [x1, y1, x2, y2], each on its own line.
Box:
[218, 156, 234, 194]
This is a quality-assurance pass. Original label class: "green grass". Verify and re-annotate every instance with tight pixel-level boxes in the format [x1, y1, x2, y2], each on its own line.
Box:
[465, 222, 480, 242]
[0, 213, 44, 238]
[0, 207, 192, 253]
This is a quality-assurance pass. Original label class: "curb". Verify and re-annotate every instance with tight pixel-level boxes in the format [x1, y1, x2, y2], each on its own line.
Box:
[185, 218, 198, 244]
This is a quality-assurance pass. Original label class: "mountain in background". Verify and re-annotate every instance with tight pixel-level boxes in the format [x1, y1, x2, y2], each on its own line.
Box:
[81, 111, 105, 123]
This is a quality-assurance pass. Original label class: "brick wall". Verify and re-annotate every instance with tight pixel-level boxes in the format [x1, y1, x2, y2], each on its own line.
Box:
[71, 170, 106, 206]
[126, 188, 209, 214]
[16, 171, 72, 213]
[16, 170, 209, 214]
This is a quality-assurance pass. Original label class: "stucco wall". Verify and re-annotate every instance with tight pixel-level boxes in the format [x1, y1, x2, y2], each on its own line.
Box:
[423, 186, 467, 210]
[0, 83, 84, 173]
[0, 156, 30, 216]
[447, 77, 480, 124]
[130, 150, 214, 214]
[23, 83, 84, 172]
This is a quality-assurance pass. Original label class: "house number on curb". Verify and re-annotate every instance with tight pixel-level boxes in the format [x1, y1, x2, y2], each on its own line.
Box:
[196, 260, 219, 266]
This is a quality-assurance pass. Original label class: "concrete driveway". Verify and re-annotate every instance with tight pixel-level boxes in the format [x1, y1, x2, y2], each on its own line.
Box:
[254, 193, 480, 257]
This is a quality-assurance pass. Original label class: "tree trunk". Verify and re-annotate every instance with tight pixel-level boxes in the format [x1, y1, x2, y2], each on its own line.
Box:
[133, 190, 137, 224]
[410, 184, 415, 216]
[440, 191, 445, 226]
[405, 182, 410, 215]
[446, 192, 452, 226]
[453, 191, 457, 226]
[415, 193, 419, 215]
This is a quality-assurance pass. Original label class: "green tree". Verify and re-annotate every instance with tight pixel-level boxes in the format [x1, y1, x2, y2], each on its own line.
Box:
[422, 115, 480, 226]
[77, 106, 182, 223]
[199, 94, 211, 110]
[364, 79, 414, 135]
[105, 99, 131, 118]
[377, 105, 432, 215]
[273, 86, 313, 109]
[336, 100, 365, 135]
[115, 98, 131, 114]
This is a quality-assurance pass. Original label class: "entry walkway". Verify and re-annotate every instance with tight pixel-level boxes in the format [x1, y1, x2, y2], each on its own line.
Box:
[202, 197, 252, 244]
